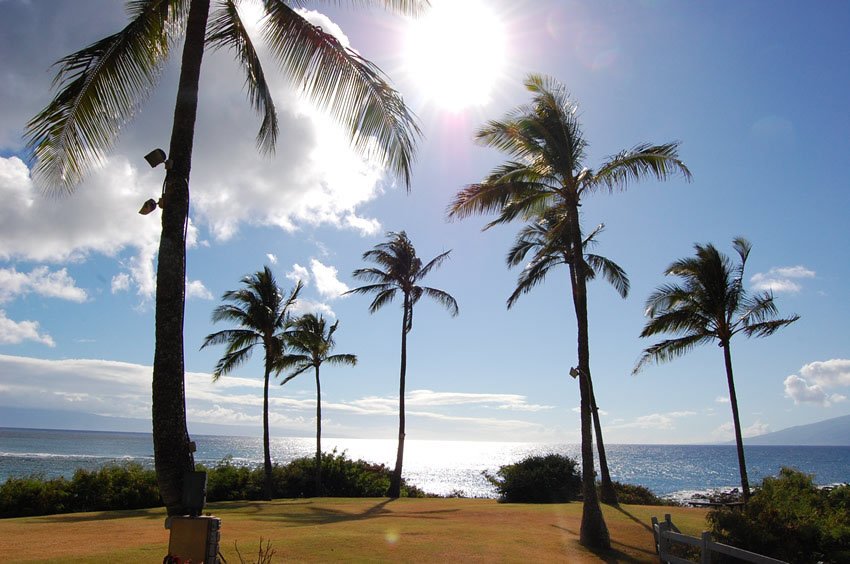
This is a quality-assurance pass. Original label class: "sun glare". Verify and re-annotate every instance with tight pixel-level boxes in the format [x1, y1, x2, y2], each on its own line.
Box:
[403, 0, 507, 112]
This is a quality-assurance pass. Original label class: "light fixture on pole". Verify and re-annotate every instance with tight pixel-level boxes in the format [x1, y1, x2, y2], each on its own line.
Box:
[139, 148, 170, 215]
[569, 367, 581, 379]
[138, 198, 158, 215]
[144, 148, 169, 168]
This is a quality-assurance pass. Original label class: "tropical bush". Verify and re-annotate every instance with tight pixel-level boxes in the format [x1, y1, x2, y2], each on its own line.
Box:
[485, 454, 582, 503]
[0, 463, 160, 518]
[609, 481, 670, 506]
[0, 452, 428, 518]
[707, 467, 850, 563]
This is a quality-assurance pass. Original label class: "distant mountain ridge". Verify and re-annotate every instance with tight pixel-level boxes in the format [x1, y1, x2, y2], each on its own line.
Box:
[744, 414, 850, 446]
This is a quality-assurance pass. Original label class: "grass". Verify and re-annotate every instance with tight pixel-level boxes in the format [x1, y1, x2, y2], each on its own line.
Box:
[0, 498, 708, 563]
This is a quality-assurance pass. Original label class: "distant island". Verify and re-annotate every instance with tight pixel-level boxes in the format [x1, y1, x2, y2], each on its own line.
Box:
[743, 414, 850, 446]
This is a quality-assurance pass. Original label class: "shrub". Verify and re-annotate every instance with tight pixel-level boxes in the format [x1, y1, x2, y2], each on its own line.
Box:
[0, 463, 160, 518]
[609, 481, 669, 506]
[707, 467, 850, 563]
[485, 453, 581, 503]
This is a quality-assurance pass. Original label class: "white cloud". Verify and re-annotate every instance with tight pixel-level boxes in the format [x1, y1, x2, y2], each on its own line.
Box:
[0, 266, 87, 303]
[750, 265, 815, 294]
[784, 374, 846, 407]
[348, 389, 553, 414]
[783, 359, 850, 407]
[186, 279, 213, 300]
[711, 420, 771, 442]
[266, 253, 278, 265]
[715, 395, 730, 404]
[607, 410, 697, 430]
[800, 359, 850, 388]
[111, 273, 131, 294]
[287, 263, 311, 286]
[290, 298, 335, 318]
[0, 311, 55, 347]
[310, 259, 349, 298]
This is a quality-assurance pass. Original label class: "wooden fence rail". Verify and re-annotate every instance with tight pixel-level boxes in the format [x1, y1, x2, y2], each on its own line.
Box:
[651, 514, 788, 564]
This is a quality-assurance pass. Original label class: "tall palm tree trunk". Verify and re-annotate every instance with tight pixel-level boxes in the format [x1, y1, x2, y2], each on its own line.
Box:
[389, 299, 409, 498]
[262, 364, 273, 501]
[567, 209, 610, 550]
[587, 376, 618, 505]
[315, 365, 323, 496]
[152, 0, 210, 516]
[722, 342, 750, 503]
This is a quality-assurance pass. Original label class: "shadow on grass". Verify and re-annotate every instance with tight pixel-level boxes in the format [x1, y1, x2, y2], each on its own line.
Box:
[254, 498, 460, 527]
[35, 507, 165, 523]
[613, 506, 653, 533]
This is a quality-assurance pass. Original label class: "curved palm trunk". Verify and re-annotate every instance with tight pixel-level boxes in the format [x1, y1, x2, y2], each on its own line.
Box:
[152, 0, 210, 516]
[389, 297, 410, 498]
[566, 208, 610, 550]
[262, 364, 273, 501]
[315, 364, 323, 496]
[587, 377, 618, 505]
[722, 342, 750, 503]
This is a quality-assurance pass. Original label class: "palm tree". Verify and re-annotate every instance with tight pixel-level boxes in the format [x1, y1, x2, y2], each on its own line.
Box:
[345, 231, 458, 498]
[633, 238, 799, 503]
[280, 313, 357, 496]
[507, 214, 628, 505]
[447, 74, 690, 548]
[26, 0, 424, 515]
[201, 267, 302, 500]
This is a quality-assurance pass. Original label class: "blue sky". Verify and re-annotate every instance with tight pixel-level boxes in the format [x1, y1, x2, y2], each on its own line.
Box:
[1, 0, 848, 446]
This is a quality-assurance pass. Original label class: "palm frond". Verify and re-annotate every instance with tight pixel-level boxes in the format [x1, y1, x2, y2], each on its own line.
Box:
[742, 315, 800, 338]
[325, 353, 358, 366]
[585, 253, 630, 298]
[421, 286, 459, 316]
[416, 250, 452, 280]
[212, 344, 255, 379]
[207, 0, 278, 153]
[368, 288, 397, 313]
[25, 0, 181, 192]
[201, 328, 259, 350]
[589, 142, 692, 195]
[506, 253, 561, 309]
[262, 1, 420, 187]
[632, 333, 714, 375]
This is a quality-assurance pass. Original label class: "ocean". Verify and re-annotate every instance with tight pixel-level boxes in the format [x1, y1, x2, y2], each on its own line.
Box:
[1, 427, 848, 500]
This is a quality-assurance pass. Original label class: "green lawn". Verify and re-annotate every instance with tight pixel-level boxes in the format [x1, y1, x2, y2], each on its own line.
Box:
[0, 498, 708, 563]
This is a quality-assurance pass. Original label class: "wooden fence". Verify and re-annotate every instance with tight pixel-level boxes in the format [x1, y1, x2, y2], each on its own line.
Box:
[651, 514, 788, 564]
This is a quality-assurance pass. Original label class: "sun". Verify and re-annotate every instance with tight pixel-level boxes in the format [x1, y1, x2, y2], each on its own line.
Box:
[403, 0, 507, 112]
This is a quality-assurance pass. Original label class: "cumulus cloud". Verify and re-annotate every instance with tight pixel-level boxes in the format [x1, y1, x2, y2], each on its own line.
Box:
[287, 263, 311, 285]
[750, 266, 815, 294]
[0, 266, 87, 303]
[186, 279, 213, 300]
[266, 253, 278, 265]
[310, 259, 349, 298]
[783, 359, 850, 406]
[0, 311, 55, 347]
[111, 273, 131, 294]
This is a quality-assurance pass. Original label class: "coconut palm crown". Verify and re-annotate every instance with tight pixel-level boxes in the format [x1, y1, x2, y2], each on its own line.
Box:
[26, 0, 425, 515]
[634, 238, 799, 502]
[345, 231, 458, 498]
[281, 313, 357, 495]
[447, 73, 691, 549]
[201, 267, 302, 500]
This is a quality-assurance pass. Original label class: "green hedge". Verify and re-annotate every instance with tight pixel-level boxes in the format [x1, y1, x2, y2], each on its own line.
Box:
[0, 452, 426, 518]
[707, 467, 850, 563]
